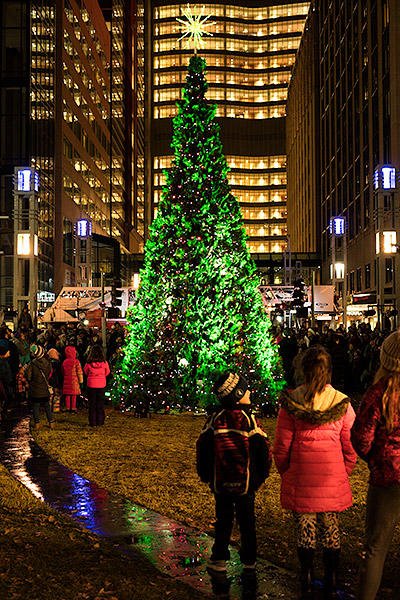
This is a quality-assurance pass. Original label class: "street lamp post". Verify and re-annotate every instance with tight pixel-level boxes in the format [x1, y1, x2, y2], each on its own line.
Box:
[330, 216, 347, 329]
[13, 167, 39, 328]
[373, 165, 399, 330]
[76, 218, 93, 287]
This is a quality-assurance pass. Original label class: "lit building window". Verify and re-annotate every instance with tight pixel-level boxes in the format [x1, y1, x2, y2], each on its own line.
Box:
[152, 3, 308, 253]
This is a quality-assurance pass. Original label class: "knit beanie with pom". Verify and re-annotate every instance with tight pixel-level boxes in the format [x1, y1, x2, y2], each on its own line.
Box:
[380, 330, 400, 373]
[213, 372, 249, 406]
[30, 344, 45, 360]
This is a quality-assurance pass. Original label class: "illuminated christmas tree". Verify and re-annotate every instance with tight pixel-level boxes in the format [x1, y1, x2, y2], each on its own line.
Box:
[113, 55, 284, 411]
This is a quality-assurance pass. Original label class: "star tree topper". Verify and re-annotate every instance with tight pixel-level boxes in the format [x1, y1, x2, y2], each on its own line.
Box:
[177, 4, 215, 54]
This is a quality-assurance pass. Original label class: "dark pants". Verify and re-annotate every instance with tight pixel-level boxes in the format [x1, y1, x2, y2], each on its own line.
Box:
[30, 396, 53, 424]
[87, 387, 106, 427]
[357, 484, 400, 600]
[212, 492, 256, 565]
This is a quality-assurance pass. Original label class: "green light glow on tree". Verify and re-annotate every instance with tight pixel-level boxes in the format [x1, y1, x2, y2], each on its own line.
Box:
[112, 55, 284, 411]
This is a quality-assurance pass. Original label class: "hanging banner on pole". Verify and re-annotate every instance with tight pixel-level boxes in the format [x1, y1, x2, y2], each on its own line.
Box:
[314, 285, 334, 313]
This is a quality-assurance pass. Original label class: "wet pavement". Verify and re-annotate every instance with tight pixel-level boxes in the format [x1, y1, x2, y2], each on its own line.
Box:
[0, 410, 354, 599]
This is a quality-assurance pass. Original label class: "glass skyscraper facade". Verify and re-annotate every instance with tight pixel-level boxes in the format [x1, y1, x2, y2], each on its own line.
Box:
[150, 1, 309, 256]
[0, 0, 145, 310]
[0, 0, 55, 308]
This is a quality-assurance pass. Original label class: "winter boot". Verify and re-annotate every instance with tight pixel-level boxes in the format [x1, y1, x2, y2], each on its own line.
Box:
[297, 547, 315, 598]
[322, 547, 340, 598]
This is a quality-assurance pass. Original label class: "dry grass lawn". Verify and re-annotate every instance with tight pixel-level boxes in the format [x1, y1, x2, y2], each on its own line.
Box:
[30, 408, 400, 599]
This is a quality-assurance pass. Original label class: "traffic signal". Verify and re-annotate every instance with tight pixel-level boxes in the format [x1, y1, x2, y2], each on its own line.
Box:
[111, 280, 123, 307]
[114, 288, 123, 307]
[292, 278, 308, 318]
[292, 278, 305, 308]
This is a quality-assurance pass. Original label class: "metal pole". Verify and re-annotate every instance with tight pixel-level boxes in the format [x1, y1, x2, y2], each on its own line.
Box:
[343, 222, 348, 331]
[101, 270, 107, 355]
[331, 224, 336, 330]
[311, 269, 315, 328]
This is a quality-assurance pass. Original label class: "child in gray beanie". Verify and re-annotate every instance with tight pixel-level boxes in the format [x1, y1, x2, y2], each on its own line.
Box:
[196, 371, 271, 574]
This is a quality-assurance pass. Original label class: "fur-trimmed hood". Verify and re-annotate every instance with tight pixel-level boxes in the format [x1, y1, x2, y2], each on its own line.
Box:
[280, 385, 350, 425]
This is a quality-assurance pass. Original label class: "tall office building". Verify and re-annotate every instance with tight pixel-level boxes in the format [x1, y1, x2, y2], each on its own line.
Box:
[148, 0, 310, 271]
[57, 0, 114, 290]
[286, 5, 320, 254]
[287, 0, 400, 326]
[0, 0, 56, 310]
[0, 0, 144, 315]
[89, 0, 145, 285]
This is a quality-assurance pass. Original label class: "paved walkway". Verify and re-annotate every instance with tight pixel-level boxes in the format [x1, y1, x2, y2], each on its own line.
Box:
[0, 410, 354, 599]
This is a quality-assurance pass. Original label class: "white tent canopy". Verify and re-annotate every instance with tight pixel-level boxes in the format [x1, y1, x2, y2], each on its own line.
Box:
[41, 307, 79, 323]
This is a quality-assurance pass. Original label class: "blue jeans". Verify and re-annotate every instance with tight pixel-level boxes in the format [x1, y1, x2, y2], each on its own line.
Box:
[212, 493, 256, 565]
[31, 396, 53, 424]
[357, 484, 400, 600]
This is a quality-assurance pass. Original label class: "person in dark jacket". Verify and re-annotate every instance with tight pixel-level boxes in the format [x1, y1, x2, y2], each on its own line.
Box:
[0, 328, 20, 380]
[196, 372, 271, 574]
[47, 348, 63, 412]
[351, 330, 400, 600]
[17, 305, 33, 331]
[0, 346, 14, 415]
[25, 344, 54, 429]
[14, 330, 31, 366]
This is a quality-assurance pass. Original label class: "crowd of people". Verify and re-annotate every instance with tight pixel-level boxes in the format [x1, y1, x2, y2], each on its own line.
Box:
[274, 321, 389, 396]
[0, 315, 125, 426]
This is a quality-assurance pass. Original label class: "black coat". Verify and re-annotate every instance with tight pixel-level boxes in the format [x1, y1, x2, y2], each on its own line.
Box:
[25, 357, 52, 398]
[0, 357, 13, 399]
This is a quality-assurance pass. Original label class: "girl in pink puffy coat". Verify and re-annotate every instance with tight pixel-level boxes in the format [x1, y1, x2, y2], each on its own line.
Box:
[61, 346, 83, 412]
[83, 345, 110, 427]
[273, 345, 357, 599]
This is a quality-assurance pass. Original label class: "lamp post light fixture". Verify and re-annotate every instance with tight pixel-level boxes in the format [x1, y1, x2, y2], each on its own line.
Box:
[330, 216, 347, 329]
[76, 218, 93, 287]
[373, 164, 399, 329]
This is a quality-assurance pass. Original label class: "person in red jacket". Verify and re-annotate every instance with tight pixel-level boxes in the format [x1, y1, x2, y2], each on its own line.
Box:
[351, 330, 400, 600]
[61, 346, 83, 412]
[273, 345, 357, 599]
[196, 371, 271, 574]
[83, 345, 110, 427]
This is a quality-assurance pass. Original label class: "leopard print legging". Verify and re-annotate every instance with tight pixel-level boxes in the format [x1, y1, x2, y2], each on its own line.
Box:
[294, 511, 340, 549]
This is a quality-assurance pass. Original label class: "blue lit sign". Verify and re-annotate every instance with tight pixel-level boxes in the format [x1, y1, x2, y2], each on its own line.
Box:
[382, 166, 395, 189]
[17, 169, 32, 192]
[15, 168, 39, 193]
[374, 166, 396, 190]
[77, 219, 92, 237]
[330, 217, 345, 236]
